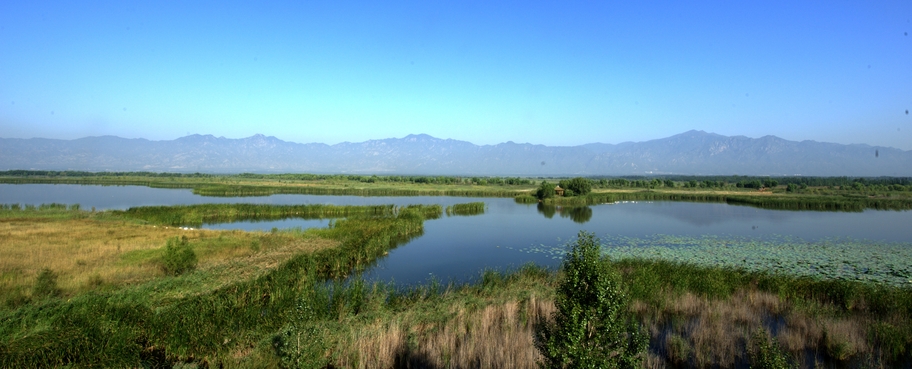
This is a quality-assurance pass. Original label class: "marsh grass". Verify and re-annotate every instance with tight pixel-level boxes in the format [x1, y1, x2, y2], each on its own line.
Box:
[619, 259, 912, 367]
[8, 172, 912, 211]
[2, 201, 911, 367]
[0, 207, 339, 305]
[445, 201, 485, 216]
[273, 265, 557, 369]
[117, 203, 406, 226]
[0, 174, 532, 198]
[271, 260, 912, 368]
[545, 189, 912, 211]
[191, 184, 527, 198]
[0, 204, 446, 367]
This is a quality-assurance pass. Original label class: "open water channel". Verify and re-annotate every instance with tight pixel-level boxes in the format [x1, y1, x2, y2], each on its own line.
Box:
[3, 184, 911, 286]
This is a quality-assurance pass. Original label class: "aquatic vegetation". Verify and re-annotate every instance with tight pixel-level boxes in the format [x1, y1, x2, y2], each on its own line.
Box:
[516, 234, 912, 287]
[191, 184, 525, 198]
[543, 190, 912, 211]
[117, 203, 443, 226]
[514, 194, 538, 203]
[445, 201, 485, 216]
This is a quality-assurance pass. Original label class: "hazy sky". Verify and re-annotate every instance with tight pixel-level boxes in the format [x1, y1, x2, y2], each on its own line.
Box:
[2, 1, 911, 149]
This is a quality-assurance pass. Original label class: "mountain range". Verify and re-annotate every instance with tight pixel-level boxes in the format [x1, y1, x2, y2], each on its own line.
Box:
[1, 130, 910, 176]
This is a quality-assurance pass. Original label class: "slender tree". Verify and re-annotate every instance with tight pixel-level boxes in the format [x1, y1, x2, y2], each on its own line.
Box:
[535, 231, 647, 368]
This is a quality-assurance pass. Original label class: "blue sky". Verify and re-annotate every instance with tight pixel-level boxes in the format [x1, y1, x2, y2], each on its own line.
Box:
[2, 1, 911, 149]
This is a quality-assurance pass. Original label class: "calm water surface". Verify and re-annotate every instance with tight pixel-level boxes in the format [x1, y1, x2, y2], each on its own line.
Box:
[4, 184, 910, 285]
[0, 184, 492, 210]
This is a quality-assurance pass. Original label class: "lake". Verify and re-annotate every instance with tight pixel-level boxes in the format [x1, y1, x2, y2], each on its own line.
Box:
[3, 184, 911, 286]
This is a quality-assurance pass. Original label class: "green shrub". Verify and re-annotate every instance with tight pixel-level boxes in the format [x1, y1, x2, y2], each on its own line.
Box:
[32, 268, 60, 299]
[749, 329, 795, 369]
[565, 177, 592, 196]
[535, 231, 647, 368]
[160, 236, 198, 276]
[536, 181, 555, 200]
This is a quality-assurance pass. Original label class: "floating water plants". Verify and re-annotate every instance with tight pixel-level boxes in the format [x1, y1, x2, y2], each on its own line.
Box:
[513, 234, 912, 287]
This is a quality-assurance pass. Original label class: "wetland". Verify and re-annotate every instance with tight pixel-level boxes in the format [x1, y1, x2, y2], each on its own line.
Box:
[1, 178, 911, 368]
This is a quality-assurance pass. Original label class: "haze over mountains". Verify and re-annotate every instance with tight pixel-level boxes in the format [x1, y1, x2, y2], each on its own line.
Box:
[1, 130, 909, 176]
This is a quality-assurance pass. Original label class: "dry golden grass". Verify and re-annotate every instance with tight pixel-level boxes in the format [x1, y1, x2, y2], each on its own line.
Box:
[637, 288, 879, 366]
[337, 297, 555, 369]
[0, 214, 337, 299]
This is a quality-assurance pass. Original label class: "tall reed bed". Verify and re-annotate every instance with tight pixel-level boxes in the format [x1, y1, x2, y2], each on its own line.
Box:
[544, 190, 912, 211]
[725, 194, 912, 211]
[544, 191, 730, 206]
[616, 258, 912, 367]
[117, 203, 443, 226]
[191, 184, 525, 198]
[445, 201, 485, 216]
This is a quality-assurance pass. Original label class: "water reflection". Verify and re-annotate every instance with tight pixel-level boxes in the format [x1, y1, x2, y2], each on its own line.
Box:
[565, 206, 592, 223]
[537, 203, 556, 218]
[536, 203, 592, 224]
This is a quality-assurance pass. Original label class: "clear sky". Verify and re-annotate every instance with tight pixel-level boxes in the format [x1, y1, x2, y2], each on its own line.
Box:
[2, 1, 911, 149]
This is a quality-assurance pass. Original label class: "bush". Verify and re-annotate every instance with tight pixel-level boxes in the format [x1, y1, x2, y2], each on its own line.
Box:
[536, 181, 555, 200]
[750, 329, 794, 369]
[160, 236, 198, 276]
[566, 177, 592, 196]
[32, 268, 61, 299]
[535, 231, 647, 368]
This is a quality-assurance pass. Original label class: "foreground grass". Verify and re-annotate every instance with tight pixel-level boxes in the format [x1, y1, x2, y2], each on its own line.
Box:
[231, 261, 912, 368]
[0, 204, 441, 366]
[0, 207, 338, 306]
[1, 204, 910, 367]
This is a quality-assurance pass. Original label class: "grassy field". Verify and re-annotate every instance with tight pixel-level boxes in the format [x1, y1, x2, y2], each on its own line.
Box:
[0, 205, 339, 306]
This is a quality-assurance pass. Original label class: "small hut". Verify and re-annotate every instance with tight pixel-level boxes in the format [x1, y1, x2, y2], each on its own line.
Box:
[554, 185, 565, 196]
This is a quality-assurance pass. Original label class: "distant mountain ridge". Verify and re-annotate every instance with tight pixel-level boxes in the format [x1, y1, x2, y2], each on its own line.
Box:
[1, 130, 910, 176]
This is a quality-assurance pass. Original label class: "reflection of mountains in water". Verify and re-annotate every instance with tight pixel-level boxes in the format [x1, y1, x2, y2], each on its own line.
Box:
[537, 203, 593, 224]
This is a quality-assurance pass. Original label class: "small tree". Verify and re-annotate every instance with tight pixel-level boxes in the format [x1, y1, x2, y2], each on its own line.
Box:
[535, 231, 647, 368]
[161, 236, 198, 276]
[566, 177, 592, 196]
[537, 181, 556, 200]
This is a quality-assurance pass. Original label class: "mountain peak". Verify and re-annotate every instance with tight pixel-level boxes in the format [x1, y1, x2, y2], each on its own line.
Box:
[1, 131, 909, 175]
[403, 133, 438, 141]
